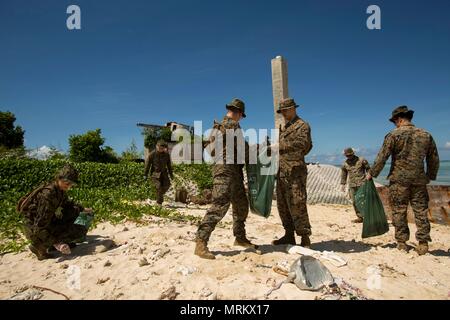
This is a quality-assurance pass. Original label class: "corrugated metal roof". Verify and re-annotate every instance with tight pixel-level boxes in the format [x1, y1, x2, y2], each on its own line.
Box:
[306, 164, 351, 205]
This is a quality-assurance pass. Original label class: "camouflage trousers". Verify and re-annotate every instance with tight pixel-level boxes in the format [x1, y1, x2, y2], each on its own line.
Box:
[389, 183, 431, 243]
[276, 172, 311, 236]
[350, 186, 363, 218]
[152, 174, 171, 204]
[196, 169, 249, 242]
[24, 223, 88, 250]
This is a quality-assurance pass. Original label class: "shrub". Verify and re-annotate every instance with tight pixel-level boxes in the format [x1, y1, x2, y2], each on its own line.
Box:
[143, 127, 172, 150]
[68, 129, 119, 163]
[0, 111, 25, 150]
[121, 139, 142, 161]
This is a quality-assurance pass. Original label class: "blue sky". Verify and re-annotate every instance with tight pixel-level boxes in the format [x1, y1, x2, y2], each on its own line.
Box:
[1, 0, 449, 163]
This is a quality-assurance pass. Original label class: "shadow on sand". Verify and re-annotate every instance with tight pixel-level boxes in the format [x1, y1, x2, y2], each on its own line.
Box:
[51, 235, 116, 261]
[311, 240, 372, 253]
[212, 239, 375, 256]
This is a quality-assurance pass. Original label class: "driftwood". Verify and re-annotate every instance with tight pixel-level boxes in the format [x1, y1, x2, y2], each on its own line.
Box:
[30, 285, 70, 300]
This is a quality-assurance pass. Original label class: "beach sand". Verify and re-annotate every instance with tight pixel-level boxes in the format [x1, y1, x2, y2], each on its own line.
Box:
[1, 202, 449, 300]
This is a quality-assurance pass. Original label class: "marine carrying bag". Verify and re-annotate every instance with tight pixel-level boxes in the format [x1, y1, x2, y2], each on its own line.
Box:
[354, 180, 390, 238]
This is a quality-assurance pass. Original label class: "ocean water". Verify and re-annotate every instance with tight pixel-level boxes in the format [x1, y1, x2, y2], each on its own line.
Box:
[374, 160, 450, 186]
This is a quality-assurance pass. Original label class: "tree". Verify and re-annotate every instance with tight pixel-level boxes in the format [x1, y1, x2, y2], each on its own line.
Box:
[121, 139, 142, 161]
[47, 146, 67, 160]
[143, 127, 172, 150]
[102, 146, 119, 163]
[68, 129, 118, 163]
[0, 111, 25, 150]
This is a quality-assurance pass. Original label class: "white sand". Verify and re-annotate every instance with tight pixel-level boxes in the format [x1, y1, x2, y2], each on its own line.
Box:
[1, 202, 449, 300]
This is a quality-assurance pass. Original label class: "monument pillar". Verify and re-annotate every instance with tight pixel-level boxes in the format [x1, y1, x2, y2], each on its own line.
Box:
[271, 56, 289, 129]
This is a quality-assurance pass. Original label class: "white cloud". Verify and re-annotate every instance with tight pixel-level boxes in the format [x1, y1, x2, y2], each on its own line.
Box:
[27, 146, 62, 160]
[307, 147, 379, 165]
[445, 142, 450, 149]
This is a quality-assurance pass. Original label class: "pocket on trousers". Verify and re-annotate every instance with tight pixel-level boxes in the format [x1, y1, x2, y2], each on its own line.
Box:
[290, 182, 306, 205]
[212, 183, 229, 202]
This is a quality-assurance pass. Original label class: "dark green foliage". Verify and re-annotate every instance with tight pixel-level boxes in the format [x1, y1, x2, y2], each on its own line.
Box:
[0, 146, 26, 160]
[143, 127, 172, 150]
[0, 111, 25, 149]
[173, 162, 213, 191]
[46, 147, 67, 161]
[68, 129, 119, 163]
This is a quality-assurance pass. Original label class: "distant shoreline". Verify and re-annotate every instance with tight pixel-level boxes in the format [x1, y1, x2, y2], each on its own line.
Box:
[329, 161, 450, 186]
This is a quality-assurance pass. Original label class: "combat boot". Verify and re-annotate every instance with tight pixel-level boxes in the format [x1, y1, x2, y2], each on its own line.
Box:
[416, 242, 428, 256]
[234, 237, 258, 249]
[397, 241, 408, 252]
[194, 239, 215, 260]
[29, 244, 51, 261]
[272, 232, 296, 245]
[300, 235, 311, 248]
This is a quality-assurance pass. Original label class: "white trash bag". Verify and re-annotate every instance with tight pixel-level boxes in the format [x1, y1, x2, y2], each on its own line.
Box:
[287, 255, 335, 291]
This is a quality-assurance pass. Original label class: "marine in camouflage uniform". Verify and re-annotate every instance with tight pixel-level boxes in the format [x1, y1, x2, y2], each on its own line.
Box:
[272, 98, 313, 247]
[144, 140, 174, 205]
[369, 106, 440, 255]
[340, 148, 371, 223]
[195, 98, 256, 259]
[17, 164, 89, 260]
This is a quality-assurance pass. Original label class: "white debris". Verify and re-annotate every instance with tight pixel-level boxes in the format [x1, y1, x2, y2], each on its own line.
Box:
[287, 245, 347, 267]
[199, 287, 213, 298]
[9, 288, 43, 300]
[177, 266, 197, 276]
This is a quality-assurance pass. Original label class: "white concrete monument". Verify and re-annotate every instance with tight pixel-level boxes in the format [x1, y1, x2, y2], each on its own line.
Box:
[271, 56, 289, 129]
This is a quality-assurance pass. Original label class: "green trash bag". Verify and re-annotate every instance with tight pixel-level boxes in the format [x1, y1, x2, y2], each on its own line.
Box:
[246, 155, 276, 218]
[354, 180, 389, 238]
[73, 211, 94, 242]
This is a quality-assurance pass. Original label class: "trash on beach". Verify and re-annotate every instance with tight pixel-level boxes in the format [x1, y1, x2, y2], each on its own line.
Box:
[8, 288, 43, 300]
[265, 256, 335, 297]
[287, 256, 335, 291]
[177, 265, 197, 276]
[321, 251, 348, 267]
[165, 201, 188, 209]
[286, 245, 347, 267]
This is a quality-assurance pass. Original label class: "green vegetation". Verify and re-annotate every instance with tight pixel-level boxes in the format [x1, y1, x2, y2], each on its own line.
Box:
[0, 111, 26, 160]
[0, 111, 25, 150]
[0, 159, 213, 254]
[143, 126, 172, 150]
[68, 129, 119, 163]
[121, 139, 142, 161]
[173, 162, 213, 191]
